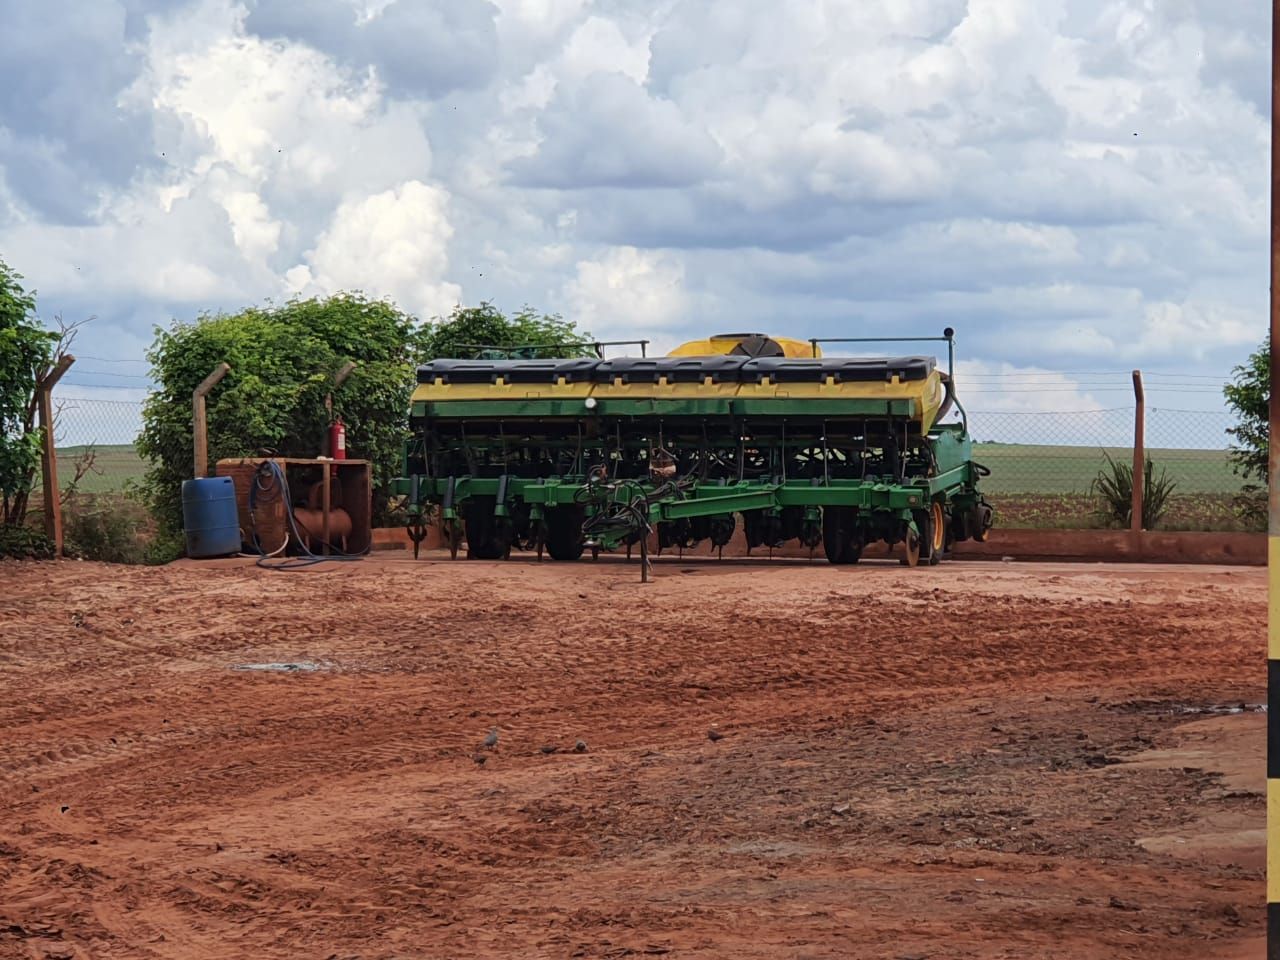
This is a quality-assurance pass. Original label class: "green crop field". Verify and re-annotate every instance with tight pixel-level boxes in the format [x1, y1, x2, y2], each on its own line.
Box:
[973, 443, 1240, 496]
[44, 444, 148, 494]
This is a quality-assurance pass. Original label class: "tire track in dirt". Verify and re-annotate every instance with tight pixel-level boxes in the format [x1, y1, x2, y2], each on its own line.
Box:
[0, 558, 1264, 959]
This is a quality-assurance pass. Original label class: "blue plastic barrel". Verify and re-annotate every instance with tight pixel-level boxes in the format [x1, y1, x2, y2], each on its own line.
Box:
[181, 476, 241, 558]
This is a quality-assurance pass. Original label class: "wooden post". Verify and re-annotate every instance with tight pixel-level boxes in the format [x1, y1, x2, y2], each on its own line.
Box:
[193, 363, 230, 479]
[37, 356, 75, 556]
[334, 361, 356, 392]
[318, 361, 354, 552]
[1131, 370, 1145, 533]
[324, 362, 357, 456]
[322, 466, 332, 557]
[1267, 4, 1280, 949]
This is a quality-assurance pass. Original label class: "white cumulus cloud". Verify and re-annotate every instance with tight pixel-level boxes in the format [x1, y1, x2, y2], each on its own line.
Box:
[565, 246, 688, 337]
[289, 180, 461, 318]
[0, 0, 1267, 415]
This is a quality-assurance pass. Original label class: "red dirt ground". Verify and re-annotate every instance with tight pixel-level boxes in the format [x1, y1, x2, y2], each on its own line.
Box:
[0, 555, 1265, 959]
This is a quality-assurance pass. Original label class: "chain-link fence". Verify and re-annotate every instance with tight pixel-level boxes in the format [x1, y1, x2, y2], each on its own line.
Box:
[24, 395, 160, 564]
[963, 406, 1250, 531]
[45, 396, 150, 494]
[967, 407, 1238, 493]
[34, 391, 1256, 534]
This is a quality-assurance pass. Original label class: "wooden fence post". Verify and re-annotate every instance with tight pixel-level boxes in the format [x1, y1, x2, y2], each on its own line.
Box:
[324, 361, 357, 457]
[1131, 370, 1145, 533]
[37, 356, 75, 556]
[193, 363, 230, 479]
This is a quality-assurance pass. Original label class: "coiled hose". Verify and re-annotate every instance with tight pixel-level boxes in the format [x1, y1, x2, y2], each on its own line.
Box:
[248, 460, 367, 570]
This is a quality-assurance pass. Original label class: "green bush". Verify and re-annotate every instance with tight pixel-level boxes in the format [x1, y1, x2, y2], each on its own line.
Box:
[0, 523, 54, 559]
[142, 529, 186, 566]
[1232, 486, 1267, 532]
[135, 295, 588, 535]
[1091, 452, 1177, 529]
[1224, 336, 1267, 484]
[137, 293, 423, 532]
[62, 493, 153, 564]
[417, 301, 592, 359]
[0, 258, 57, 526]
[137, 296, 590, 536]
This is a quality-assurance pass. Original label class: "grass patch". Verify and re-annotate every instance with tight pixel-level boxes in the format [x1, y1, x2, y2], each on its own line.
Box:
[40, 444, 148, 494]
[61, 492, 184, 565]
[62, 493, 154, 564]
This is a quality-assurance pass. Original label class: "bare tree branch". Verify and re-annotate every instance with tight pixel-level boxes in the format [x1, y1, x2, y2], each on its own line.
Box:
[11, 313, 93, 527]
[60, 444, 100, 505]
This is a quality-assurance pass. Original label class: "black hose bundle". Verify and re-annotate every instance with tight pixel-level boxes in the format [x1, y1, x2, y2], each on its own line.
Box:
[577, 471, 697, 546]
[936, 372, 956, 423]
[248, 460, 367, 570]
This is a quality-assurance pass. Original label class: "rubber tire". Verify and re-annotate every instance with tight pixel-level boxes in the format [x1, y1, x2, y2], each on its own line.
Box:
[545, 506, 585, 562]
[822, 506, 848, 564]
[464, 497, 506, 560]
[928, 501, 945, 566]
[972, 503, 993, 543]
[822, 506, 861, 565]
[911, 508, 935, 565]
[898, 528, 921, 567]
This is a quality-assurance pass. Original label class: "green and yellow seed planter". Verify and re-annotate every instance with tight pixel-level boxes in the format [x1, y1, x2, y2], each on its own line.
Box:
[393, 330, 992, 567]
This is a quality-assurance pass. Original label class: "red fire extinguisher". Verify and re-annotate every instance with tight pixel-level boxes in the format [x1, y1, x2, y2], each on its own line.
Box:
[328, 418, 346, 475]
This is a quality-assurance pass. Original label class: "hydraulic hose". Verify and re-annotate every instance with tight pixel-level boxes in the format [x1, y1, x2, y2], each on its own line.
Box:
[936, 372, 956, 423]
[248, 460, 368, 570]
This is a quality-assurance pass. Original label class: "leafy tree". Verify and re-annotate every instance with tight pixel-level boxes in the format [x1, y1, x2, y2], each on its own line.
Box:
[1223, 335, 1268, 484]
[138, 296, 592, 537]
[0, 259, 57, 526]
[416, 302, 593, 360]
[138, 293, 421, 532]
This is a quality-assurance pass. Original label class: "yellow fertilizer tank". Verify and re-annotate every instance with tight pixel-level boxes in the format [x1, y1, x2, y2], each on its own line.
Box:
[667, 332, 818, 359]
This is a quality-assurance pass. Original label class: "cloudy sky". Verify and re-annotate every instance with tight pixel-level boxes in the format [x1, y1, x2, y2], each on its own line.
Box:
[0, 0, 1268, 424]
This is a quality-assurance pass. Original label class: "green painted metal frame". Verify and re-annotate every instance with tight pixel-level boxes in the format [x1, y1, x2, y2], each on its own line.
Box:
[394, 467, 981, 522]
[398, 392, 984, 553]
